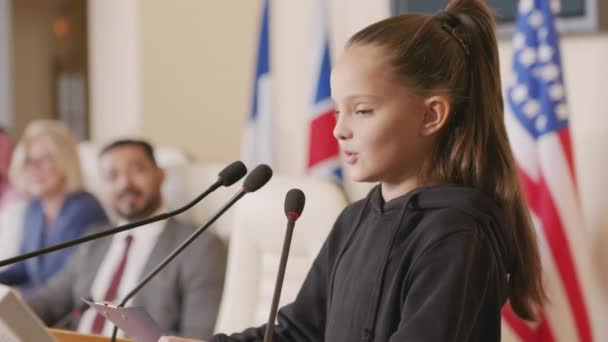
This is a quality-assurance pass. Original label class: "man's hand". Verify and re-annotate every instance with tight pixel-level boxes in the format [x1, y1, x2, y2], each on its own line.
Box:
[158, 337, 206, 342]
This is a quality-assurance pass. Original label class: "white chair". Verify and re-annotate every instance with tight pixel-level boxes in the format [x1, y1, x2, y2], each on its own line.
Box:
[214, 174, 348, 334]
[166, 162, 243, 244]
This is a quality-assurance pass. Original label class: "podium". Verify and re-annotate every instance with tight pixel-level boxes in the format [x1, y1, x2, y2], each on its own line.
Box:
[49, 328, 133, 342]
[0, 285, 135, 341]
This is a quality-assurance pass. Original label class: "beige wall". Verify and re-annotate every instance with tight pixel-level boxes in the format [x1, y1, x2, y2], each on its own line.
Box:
[88, 0, 389, 167]
[139, 0, 258, 162]
[135, 0, 388, 164]
[88, 0, 141, 142]
[12, 0, 55, 136]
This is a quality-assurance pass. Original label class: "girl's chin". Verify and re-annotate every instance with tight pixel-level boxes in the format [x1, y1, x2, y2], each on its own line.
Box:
[346, 168, 377, 183]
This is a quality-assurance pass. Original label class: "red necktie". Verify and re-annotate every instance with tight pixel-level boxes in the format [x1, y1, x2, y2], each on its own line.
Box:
[91, 234, 134, 335]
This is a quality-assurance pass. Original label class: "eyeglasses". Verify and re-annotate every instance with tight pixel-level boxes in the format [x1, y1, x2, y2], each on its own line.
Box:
[25, 155, 54, 169]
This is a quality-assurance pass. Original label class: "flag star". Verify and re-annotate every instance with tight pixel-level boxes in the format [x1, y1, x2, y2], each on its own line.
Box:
[528, 10, 544, 28]
[536, 115, 548, 131]
[549, 83, 565, 101]
[511, 84, 529, 104]
[543, 64, 561, 81]
[513, 33, 526, 50]
[519, 48, 537, 66]
[519, 0, 534, 15]
[556, 103, 569, 120]
[538, 44, 554, 62]
[523, 99, 540, 118]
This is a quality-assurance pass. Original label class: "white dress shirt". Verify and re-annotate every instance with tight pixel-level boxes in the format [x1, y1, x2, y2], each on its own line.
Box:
[77, 207, 167, 337]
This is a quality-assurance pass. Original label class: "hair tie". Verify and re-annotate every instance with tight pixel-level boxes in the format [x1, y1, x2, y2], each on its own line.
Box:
[435, 11, 471, 56]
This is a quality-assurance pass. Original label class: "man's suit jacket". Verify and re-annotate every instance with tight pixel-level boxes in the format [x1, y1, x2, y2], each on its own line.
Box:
[26, 218, 227, 340]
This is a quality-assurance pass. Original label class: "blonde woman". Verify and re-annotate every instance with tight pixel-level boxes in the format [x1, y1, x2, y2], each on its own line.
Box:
[0, 120, 108, 292]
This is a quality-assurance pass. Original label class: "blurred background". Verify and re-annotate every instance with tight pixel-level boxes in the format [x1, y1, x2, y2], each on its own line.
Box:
[1, 0, 608, 340]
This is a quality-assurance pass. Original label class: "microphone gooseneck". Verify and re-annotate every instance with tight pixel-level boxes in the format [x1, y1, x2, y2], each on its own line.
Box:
[263, 188, 306, 342]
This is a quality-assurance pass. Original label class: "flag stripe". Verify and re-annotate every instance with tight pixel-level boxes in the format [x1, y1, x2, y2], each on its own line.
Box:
[503, 306, 536, 341]
[308, 110, 339, 167]
[537, 319, 556, 342]
[531, 212, 579, 342]
[505, 110, 540, 181]
[518, 167, 592, 342]
[250, 0, 270, 120]
[307, 0, 342, 182]
[242, 0, 272, 167]
[557, 129, 577, 187]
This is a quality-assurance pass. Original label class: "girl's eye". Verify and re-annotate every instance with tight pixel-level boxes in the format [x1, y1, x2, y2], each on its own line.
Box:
[355, 109, 373, 115]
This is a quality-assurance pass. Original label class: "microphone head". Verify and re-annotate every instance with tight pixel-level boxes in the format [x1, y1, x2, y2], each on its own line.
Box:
[284, 188, 305, 220]
[218, 161, 247, 186]
[242, 164, 273, 193]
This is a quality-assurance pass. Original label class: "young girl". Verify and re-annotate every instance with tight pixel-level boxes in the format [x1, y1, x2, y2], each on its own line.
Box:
[161, 0, 544, 341]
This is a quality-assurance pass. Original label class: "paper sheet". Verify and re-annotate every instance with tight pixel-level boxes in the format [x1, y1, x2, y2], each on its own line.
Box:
[83, 299, 165, 342]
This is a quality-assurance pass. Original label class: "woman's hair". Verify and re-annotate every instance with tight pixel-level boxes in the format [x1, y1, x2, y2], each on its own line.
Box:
[347, 0, 544, 320]
[9, 120, 84, 195]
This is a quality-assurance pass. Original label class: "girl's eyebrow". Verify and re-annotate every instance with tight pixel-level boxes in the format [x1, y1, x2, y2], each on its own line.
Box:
[331, 95, 381, 103]
[345, 94, 381, 101]
[330, 94, 382, 106]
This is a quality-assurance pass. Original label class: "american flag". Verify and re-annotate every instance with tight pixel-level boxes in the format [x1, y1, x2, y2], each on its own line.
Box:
[242, 0, 273, 168]
[307, 0, 342, 182]
[503, 0, 594, 341]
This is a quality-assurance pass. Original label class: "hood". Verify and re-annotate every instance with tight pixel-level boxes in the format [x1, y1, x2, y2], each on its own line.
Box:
[369, 183, 514, 272]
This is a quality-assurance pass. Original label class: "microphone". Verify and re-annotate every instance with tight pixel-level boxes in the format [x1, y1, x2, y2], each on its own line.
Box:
[109, 164, 273, 341]
[263, 188, 305, 342]
[0, 161, 247, 267]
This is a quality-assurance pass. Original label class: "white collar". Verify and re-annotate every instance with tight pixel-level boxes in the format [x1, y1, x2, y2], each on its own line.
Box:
[115, 205, 168, 240]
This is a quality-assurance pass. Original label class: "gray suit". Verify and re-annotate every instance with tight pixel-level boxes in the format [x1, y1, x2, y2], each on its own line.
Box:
[25, 219, 227, 340]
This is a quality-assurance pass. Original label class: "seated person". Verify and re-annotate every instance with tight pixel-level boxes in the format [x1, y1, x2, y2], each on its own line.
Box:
[0, 120, 108, 291]
[25, 139, 227, 339]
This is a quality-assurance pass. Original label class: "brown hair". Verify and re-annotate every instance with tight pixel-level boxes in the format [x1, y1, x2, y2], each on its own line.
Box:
[347, 0, 545, 320]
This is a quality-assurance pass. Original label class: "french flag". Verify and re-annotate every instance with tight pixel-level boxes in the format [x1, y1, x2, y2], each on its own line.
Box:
[242, 0, 273, 168]
[307, 0, 342, 182]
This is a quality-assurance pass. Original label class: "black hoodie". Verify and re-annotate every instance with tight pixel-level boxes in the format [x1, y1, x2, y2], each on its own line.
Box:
[211, 184, 514, 342]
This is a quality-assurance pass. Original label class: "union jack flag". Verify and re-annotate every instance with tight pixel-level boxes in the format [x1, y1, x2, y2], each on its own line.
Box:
[307, 0, 342, 182]
[502, 0, 595, 341]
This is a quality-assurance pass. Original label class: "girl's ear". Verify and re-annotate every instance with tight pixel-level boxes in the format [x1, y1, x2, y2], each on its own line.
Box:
[420, 95, 451, 136]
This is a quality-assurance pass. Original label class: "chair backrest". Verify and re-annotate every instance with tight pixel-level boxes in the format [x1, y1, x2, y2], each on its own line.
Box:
[167, 162, 243, 243]
[213, 174, 348, 334]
